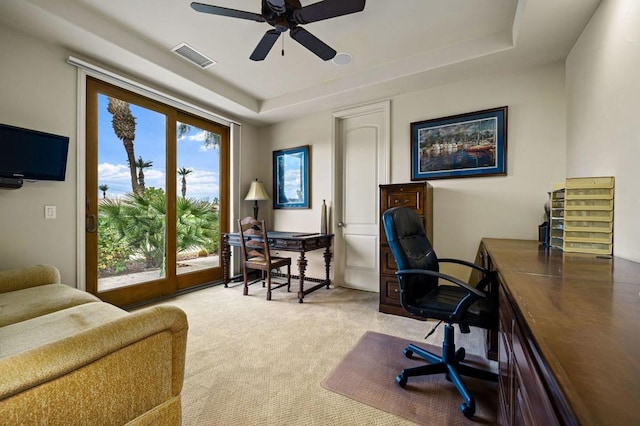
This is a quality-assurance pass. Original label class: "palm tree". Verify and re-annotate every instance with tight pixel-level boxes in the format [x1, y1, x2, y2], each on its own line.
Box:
[99, 184, 109, 199]
[100, 191, 166, 269]
[135, 156, 153, 193]
[178, 167, 193, 199]
[176, 197, 219, 254]
[107, 97, 140, 194]
[99, 190, 218, 270]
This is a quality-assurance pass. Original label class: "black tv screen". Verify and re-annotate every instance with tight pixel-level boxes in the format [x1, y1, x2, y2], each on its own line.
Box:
[0, 123, 69, 181]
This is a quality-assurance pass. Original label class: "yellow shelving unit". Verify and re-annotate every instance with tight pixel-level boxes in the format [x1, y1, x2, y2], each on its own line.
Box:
[562, 176, 614, 255]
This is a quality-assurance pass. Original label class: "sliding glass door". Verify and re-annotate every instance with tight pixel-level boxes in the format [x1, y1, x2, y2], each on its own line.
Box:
[174, 112, 229, 290]
[85, 77, 229, 306]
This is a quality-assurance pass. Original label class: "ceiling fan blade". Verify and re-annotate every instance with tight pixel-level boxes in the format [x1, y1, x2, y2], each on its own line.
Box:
[290, 27, 336, 61]
[293, 0, 366, 25]
[250, 30, 281, 61]
[191, 2, 265, 22]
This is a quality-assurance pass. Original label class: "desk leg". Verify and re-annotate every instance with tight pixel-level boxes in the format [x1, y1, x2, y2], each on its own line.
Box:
[222, 241, 231, 288]
[297, 252, 307, 303]
[323, 246, 332, 289]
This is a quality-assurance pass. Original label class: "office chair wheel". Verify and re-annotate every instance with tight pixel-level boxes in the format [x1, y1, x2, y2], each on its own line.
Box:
[396, 373, 408, 388]
[460, 402, 475, 418]
[403, 348, 413, 358]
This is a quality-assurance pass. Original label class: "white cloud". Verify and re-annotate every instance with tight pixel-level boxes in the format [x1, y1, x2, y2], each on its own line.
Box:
[179, 130, 207, 143]
[98, 162, 166, 197]
[98, 162, 218, 201]
[142, 169, 165, 188]
[98, 162, 130, 182]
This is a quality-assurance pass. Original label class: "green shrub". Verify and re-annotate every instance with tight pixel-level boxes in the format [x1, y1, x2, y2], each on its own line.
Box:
[97, 216, 133, 274]
[99, 188, 220, 271]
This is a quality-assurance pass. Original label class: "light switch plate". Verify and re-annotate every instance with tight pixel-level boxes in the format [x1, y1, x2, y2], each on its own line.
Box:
[45, 205, 56, 219]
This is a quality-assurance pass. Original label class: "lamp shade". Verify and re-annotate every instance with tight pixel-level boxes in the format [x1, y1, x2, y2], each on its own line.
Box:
[244, 180, 269, 201]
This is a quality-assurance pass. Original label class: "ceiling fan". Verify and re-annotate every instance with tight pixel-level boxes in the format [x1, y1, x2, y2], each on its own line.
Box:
[190, 0, 366, 61]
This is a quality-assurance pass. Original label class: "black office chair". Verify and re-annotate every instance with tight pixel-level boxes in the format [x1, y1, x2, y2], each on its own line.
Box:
[382, 206, 498, 418]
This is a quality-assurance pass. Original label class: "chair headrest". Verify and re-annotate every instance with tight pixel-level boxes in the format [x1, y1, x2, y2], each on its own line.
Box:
[382, 206, 437, 273]
[383, 207, 426, 243]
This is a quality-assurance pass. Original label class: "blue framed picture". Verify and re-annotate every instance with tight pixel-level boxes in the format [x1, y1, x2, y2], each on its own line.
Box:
[411, 106, 508, 180]
[273, 145, 310, 209]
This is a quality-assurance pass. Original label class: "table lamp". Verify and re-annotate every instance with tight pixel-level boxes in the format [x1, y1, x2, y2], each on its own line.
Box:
[244, 178, 269, 219]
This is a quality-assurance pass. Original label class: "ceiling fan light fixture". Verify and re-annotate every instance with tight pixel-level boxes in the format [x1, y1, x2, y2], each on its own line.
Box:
[171, 42, 216, 68]
[332, 52, 353, 65]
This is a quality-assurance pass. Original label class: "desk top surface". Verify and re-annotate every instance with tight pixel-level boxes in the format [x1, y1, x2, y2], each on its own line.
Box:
[225, 231, 333, 239]
[482, 238, 640, 425]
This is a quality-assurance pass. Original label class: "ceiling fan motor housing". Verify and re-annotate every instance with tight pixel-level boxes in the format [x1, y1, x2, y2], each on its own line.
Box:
[273, 16, 289, 33]
[262, 0, 301, 32]
[262, 0, 301, 17]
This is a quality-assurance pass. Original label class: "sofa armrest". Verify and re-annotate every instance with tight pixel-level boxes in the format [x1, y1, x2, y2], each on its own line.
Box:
[0, 264, 61, 293]
[0, 305, 188, 424]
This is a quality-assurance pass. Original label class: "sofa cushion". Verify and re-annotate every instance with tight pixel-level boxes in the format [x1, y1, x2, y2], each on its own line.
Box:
[0, 264, 60, 293]
[0, 283, 100, 327]
[0, 301, 128, 359]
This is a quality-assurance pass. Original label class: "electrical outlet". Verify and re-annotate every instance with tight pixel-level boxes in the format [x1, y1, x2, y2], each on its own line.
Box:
[45, 205, 56, 219]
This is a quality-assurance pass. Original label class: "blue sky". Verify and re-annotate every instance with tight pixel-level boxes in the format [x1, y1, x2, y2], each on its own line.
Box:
[97, 94, 220, 201]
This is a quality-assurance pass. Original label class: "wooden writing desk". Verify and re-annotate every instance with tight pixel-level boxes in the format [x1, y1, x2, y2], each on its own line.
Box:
[222, 232, 334, 303]
[479, 238, 640, 425]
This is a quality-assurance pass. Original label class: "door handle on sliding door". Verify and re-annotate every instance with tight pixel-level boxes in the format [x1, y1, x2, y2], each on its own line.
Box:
[86, 214, 97, 233]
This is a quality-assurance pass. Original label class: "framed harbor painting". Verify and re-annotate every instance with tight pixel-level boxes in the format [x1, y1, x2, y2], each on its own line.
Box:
[411, 106, 507, 180]
[273, 145, 310, 209]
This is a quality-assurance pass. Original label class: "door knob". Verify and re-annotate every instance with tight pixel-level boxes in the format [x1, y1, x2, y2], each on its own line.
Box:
[337, 222, 345, 227]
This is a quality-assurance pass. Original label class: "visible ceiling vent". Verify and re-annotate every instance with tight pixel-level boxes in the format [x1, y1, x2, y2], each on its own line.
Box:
[171, 43, 216, 69]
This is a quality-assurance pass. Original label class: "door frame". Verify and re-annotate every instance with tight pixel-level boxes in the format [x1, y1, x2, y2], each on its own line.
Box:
[331, 100, 391, 288]
[74, 64, 237, 297]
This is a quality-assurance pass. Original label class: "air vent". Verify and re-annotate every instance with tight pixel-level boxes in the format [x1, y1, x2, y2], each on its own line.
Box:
[171, 43, 216, 69]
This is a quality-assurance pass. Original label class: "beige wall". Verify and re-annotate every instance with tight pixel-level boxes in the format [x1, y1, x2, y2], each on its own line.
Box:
[0, 25, 78, 283]
[258, 112, 333, 278]
[566, 0, 640, 262]
[262, 62, 567, 280]
[391, 63, 566, 262]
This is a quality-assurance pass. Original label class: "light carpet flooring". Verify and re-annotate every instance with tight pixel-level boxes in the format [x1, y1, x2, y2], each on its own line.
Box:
[147, 282, 489, 425]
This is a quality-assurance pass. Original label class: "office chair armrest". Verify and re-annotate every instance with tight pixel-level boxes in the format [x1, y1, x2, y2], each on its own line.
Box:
[438, 258, 495, 291]
[396, 269, 486, 298]
[438, 258, 489, 274]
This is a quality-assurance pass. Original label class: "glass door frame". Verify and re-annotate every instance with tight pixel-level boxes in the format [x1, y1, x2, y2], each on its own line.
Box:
[175, 111, 230, 291]
[85, 77, 229, 306]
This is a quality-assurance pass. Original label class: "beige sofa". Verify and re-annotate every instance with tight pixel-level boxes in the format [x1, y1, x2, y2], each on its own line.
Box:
[0, 265, 188, 425]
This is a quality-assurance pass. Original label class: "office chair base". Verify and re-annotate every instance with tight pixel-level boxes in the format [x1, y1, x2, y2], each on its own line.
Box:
[395, 325, 497, 419]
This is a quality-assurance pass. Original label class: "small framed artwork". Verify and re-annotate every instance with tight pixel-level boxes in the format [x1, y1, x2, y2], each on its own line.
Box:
[273, 145, 310, 209]
[411, 106, 508, 180]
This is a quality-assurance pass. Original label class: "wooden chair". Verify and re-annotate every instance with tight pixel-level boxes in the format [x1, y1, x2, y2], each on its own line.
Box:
[237, 217, 291, 300]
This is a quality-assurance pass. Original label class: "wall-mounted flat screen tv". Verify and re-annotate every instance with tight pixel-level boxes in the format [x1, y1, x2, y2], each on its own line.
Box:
[0, 123, 69, 181]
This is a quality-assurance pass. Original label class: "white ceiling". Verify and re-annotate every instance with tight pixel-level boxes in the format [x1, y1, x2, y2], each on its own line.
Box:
[0, 0, 601, 125]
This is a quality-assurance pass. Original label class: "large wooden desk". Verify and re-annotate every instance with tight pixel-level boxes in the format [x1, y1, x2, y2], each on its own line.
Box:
[222, 231, 334, 303]
[479, 238, 640, 425]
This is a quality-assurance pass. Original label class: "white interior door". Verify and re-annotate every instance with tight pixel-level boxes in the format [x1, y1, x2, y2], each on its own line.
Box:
[332, 101, 390, 292]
